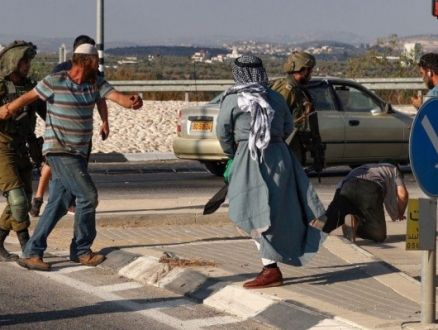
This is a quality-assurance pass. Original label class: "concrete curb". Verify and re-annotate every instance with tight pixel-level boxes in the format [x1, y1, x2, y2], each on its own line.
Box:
[94, 234, 432, 330]
[88, 152, 177, 163]
[4, 232, 421, 329]
[99, 249, 331, 329]
[27, 212, 231, 229]
[96, 244, 368, 329]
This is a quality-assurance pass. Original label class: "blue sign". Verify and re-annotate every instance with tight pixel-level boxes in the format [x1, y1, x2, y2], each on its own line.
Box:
[410, 98, 438, 198]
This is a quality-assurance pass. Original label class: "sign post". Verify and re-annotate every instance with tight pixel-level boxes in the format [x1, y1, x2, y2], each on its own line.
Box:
[410, 98, 438, 324]
[96, 0, 104, 76]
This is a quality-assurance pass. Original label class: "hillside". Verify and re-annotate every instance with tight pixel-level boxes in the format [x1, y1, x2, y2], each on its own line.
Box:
[399, 34, 438, 52]
[3, 32, 438, 54]
[96, 46, 229, 57]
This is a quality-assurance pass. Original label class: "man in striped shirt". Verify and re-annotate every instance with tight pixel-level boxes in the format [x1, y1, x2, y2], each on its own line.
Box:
[0, 44, 142, 271]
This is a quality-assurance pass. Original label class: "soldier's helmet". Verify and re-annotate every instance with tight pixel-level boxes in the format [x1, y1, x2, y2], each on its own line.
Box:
[0, 40, 37, 78]
[284, 51, 316, 74]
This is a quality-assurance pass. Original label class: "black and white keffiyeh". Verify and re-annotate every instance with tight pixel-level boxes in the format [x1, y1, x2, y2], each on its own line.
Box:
[221, 55, 275, 163]
[232, 55, 269, 86]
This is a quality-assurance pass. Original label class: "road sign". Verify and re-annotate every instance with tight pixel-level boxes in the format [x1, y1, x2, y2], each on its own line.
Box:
[410, 98, 438, 198]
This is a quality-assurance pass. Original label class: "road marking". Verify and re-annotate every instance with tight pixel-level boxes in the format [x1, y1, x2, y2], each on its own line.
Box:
[421, 115, 438, 168]
[98, 282, 144, 292]
[309, 318, 359, 329]
[12, 262, 241, 330]
[56, 265, 91, 273]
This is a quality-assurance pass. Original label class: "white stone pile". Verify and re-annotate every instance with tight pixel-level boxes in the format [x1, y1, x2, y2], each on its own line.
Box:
[35, 100, 206, 154]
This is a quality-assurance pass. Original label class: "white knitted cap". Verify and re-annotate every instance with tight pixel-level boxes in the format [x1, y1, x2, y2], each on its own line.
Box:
[74, 44, 98, 55]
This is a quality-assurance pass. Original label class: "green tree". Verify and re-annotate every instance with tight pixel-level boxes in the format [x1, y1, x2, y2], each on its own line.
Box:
[345, 34, 421, 78]
[345, 34, 423, 104]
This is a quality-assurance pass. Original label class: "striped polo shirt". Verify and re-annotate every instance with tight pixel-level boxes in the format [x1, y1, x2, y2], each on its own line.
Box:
[34, 71, 114, 158]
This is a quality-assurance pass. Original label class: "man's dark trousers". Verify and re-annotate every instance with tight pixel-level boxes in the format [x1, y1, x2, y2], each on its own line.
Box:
[322, 178, 386, 242]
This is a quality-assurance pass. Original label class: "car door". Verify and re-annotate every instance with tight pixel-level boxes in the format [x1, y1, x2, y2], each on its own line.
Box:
[307, 82, 345, 163]
[335, 83, 403, 160]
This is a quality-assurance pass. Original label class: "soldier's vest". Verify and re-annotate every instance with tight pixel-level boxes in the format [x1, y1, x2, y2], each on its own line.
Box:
[0, 79, 37, 140]
[269, 77, 308, 132]
[268, 77, 290, 95]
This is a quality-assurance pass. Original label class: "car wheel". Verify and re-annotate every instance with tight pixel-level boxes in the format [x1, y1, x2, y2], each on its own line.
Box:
[204, 161, 226, 176]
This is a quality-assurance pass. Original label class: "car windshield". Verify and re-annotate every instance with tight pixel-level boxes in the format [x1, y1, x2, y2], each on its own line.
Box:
[307, 84, 336, 110]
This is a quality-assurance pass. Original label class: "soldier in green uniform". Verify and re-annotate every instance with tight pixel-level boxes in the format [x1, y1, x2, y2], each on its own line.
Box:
[269, 51, 317, 165]
[0, 40, 46, 261]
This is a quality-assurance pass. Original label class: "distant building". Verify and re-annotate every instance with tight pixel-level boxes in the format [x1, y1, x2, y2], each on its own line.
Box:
[117, 60, 137, 65]
[404, 42, 421, 60]
[231, 47, 239, 58]
[224, 47, 240, 61]
[191, 50, 211, 62]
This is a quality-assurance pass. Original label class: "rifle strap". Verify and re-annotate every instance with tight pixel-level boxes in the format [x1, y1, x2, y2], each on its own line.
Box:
[4, 80, 17, 102]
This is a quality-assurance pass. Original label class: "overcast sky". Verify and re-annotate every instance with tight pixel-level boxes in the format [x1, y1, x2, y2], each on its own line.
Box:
[2, 0, 438, 44]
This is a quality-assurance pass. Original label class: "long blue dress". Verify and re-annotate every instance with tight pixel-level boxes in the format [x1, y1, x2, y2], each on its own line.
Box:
[216, 88, 327, 266]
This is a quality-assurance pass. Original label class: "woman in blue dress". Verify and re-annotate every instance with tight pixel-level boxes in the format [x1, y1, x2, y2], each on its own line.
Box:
[216, 55, 327, 289]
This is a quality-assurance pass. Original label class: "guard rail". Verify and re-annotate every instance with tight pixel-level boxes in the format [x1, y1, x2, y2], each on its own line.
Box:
[107, 77, 426, 101]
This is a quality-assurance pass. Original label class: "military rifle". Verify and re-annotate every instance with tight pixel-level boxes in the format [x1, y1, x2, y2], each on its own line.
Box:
[298, 98, 326, 183]
[10, 108, 44, 173]
[306, 111, 326, 183]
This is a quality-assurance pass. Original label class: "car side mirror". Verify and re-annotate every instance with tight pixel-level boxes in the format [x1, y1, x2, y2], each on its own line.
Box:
[383, 103, 395, 114]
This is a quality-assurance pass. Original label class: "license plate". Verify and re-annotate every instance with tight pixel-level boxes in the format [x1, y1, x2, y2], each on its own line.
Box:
[191, 122, 213, 131]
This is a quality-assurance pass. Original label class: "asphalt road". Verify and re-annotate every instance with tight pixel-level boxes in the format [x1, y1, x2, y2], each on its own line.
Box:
[11, 160, 419, 330]
[81, 160, 414, 201]
[79, 160, 223, 199]
[0, 255, 272, 330]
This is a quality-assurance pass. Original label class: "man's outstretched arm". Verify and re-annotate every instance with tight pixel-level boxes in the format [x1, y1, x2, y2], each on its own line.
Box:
[105, 90, 143, 110]
[0, 89, 40, 120]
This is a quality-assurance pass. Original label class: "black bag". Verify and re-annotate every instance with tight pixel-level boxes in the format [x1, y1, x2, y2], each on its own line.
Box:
[203, 185, 228, 215]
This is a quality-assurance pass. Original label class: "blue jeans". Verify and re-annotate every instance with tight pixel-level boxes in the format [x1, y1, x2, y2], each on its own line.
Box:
[23, 154, 98, 259]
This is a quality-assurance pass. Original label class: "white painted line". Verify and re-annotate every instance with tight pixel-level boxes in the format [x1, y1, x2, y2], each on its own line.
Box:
[183, 315, 242, 328]
[13, 263, 230, 330]
[51, 250, 70, 258]
[421, 115, 438, 168]
[308, 318, 360, 329]
[98, 282, 144, 292]
[203, 285, 275, 319]
[56, 265, 92, 273]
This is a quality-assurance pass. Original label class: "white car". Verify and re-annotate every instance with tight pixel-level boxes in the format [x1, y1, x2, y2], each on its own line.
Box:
[173, 77, 413, 176]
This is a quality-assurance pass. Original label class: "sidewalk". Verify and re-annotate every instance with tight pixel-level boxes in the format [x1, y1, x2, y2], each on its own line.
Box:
[5, 194, 438, 330]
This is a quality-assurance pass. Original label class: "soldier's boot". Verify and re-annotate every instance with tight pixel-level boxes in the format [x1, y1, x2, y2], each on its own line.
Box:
[17, 229, 30, 252]
[0, 228, 19, 262]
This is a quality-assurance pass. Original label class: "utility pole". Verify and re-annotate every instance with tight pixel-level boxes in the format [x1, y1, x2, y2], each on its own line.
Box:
[58, 43, 66, 64]
[96, 0, 104, 76]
